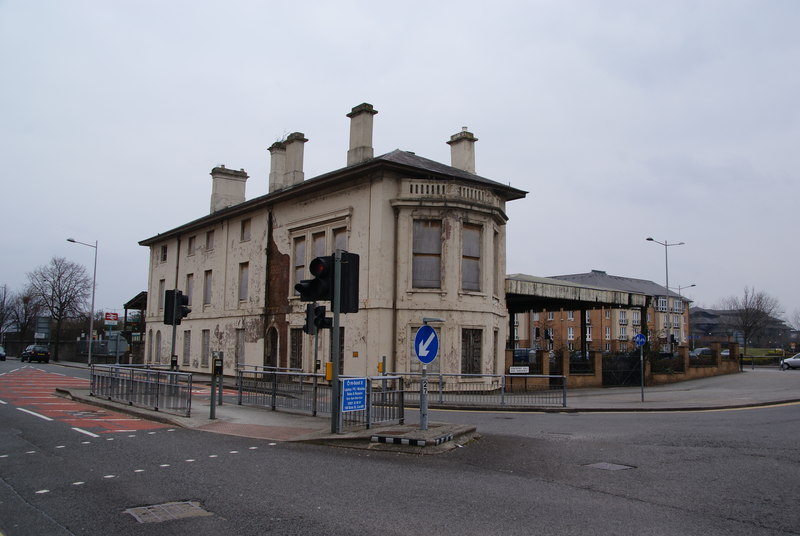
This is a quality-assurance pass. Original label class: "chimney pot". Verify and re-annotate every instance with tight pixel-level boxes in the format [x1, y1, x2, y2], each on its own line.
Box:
[347, 103, 378, 166]
[447, 127, 478, 174]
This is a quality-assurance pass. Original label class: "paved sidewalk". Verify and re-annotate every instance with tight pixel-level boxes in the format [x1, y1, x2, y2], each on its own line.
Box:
[46, 360, 800, 452]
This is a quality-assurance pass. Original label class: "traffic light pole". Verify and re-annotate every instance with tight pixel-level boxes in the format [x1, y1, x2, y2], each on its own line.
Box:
[331, 250, 342, 434]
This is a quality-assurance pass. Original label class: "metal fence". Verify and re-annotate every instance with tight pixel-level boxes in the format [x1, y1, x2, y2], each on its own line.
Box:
[394, 372, 567, 408]
[235, 367, 406, 430]
[90, 364, 193, 417]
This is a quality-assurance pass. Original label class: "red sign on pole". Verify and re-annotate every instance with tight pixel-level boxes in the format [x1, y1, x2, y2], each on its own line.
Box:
[104, 312, 119, 325]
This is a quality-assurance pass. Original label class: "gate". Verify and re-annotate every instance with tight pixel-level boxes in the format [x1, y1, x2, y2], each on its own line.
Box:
[602, 352, 641, 386]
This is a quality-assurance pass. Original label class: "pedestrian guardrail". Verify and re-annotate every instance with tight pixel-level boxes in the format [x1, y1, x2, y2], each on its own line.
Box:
[90, 364, 193, 417]
[393, 372, 567, 408]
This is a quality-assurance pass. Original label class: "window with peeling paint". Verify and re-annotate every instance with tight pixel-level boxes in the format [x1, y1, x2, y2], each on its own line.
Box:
[205, 230, 215, 251]
[203, 270, 212, 305]
[461, 328, 482, 374]
[293, 237, 306, 295]
[185, 273, 193, 306]
[240, 219, 251, 242]
[182, 331, 190, 366]
[187, 236, 195, 256]
[201, 330, 210, 367]
[290, 328, 302, 370]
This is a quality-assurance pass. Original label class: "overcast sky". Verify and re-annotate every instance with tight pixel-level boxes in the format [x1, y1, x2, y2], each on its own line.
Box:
[2, 0, 798, 321]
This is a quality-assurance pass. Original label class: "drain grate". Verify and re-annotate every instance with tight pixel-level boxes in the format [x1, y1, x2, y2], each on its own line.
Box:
[124, 501, 213, 523]
[584, 462, 635, 471]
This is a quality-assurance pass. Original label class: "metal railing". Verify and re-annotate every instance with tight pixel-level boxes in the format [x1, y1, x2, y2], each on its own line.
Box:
[235, 368, 406, 429]
[90, 364, 193, 417]
[393, 372, 567, 408]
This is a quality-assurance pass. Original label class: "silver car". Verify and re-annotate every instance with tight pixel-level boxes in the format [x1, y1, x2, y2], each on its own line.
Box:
[780, 353, 800, 370]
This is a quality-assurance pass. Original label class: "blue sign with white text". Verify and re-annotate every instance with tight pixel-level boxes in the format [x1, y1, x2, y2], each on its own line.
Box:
[341, 378, 367, 412]
[414, 325, 439, 364]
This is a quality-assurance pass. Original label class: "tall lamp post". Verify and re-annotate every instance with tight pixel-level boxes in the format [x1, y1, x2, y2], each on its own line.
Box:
[67, 238, 97, 366]
[670, 283, 695, 348]
[646, 237, 685, 354]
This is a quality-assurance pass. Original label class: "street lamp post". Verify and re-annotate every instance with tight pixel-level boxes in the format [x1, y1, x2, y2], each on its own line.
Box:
[670, 284, 695, 348]
[67, 238, 97, 366]
[646, 237, 685, 354]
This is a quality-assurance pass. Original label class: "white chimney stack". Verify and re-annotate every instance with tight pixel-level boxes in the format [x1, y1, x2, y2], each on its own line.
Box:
[347, 103, 378, 166]
[447, 127, 478, 174]
[283, 132, 307, 186]
[268, 141, 287, 192]
[210, 165, 248, 213]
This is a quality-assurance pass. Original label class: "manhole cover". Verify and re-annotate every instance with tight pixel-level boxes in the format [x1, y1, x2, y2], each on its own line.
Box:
[124, 501, 213, 523]
[584, 462, 635, 471]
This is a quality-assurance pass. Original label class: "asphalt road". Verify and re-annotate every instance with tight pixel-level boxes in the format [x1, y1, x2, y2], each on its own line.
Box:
[2, 361, 799, 535]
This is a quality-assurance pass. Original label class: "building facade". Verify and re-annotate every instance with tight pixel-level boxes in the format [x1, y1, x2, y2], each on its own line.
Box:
[139, 103, 527, 377]
[513, 270, 691, 354]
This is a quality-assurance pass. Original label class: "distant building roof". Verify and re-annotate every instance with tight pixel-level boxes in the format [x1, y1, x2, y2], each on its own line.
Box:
[549, 269, 684, 299]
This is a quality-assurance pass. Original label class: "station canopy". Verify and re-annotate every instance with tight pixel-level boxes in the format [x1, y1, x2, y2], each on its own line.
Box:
[505, 274, 648, 314]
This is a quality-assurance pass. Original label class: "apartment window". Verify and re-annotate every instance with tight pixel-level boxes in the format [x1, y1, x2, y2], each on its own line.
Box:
[155, 331, 162, 363]
[619, 310, 627, 324]
[182, 330, 191, 366]
[240, 219, 251, 242]
[160, 245, 168, 262]
[605, 309, 611, 320]
[461, 328, 482, 374]
[585, 311, 591, 323]
[235, 328, 245, 368]
[462, 223, 481, 291]
[290, 328, 303, 370]
[293, 237, 306, 294]
[567, 311, 574, 321]
[605, 326, 611, 340]
[586, 326, 593, 341]
[238, 262, 249, 302]
[187, 236, 196, 256]
[201, 330, 210, 367]
[619, 326, 628, 339]
[567, 327, 574, 340]
[158, 279, 165, 311]
[532, 312, 540, 321]
[547, 311, 554, 321]
[205, 230, 215, 251]
[657, 297, 667, 311]
[412, 220, 442, 289]
[185, 273, 194, 306]
[493, 229, 500, 296]
[203, 270, 212, 305]
[632, 310, 641, 325]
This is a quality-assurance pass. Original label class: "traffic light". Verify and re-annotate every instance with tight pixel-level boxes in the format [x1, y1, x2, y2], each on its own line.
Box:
[295, 256, 334, 302]
[339, 251, 360, 314]
[313, 305, 332, 329]
[163, 289, 191, 325]
[303, 303, 317, 335]
[164, 289, 177, 325]
[175, 290, 191, 325]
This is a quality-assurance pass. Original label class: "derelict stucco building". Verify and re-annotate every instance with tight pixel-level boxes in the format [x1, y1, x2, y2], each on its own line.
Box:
[139, 103, 527, 377]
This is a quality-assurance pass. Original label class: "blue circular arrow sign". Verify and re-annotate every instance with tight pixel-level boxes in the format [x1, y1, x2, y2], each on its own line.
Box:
[634, 333, 647, 347]
[414, 325, 439, 364]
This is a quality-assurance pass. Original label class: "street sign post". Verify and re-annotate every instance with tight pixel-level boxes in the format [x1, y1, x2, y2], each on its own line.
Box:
[634, 333, 647, 401]
[415, 325, 439, 430]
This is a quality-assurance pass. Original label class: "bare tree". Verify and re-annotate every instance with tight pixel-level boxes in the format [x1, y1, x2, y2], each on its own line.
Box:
[0, 285, 10, 342]
[10, 288, 42, 342]
[27, 257, 93, 360]
[789, 309, 800, 332]
[722, 287, 781, 370]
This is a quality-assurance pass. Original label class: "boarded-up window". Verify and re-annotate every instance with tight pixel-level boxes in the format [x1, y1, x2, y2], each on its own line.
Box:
[240, 219, 251, 241]
[206, 230, 215, 250]
[203, 270, 212, 305]
[333, 227, 348, 251]
[201, 330, 210, 367]
[235, 328, 245, 368]
[158, 279, 165, 311]
[293, 237, 306, 295]
[462, 223, 481, 291]
[312, 232, 326, 258]
[290, 328, 303, 370]
[461, 328, 482, 374]
[412, 220, 442, 289]
[185, 273, 194, 306]
[238, 262, 249, 302]
[187, 236, 195, 256]
[182, 330, 191, 366]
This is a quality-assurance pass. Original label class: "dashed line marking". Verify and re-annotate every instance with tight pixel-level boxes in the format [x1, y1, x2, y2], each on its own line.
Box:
[35, 489, 50, 494]
[73, 427, 100, 438]
[17, 408, 53, 421]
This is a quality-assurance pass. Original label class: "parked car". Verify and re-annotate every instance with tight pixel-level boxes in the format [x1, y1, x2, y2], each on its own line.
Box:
[21, 345, 50, 363]
[780, 353, 800, 370]
[690, 347, 713, 358]
[0, 346, 5, 361]
[720, 349, 730, 358]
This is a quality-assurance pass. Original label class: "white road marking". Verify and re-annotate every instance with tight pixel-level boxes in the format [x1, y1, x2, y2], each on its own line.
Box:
[17, 408, 53, 421]
[0, 400, 7, 405]
[73, 427, 100, 438]
[35, 489, 50, 494]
